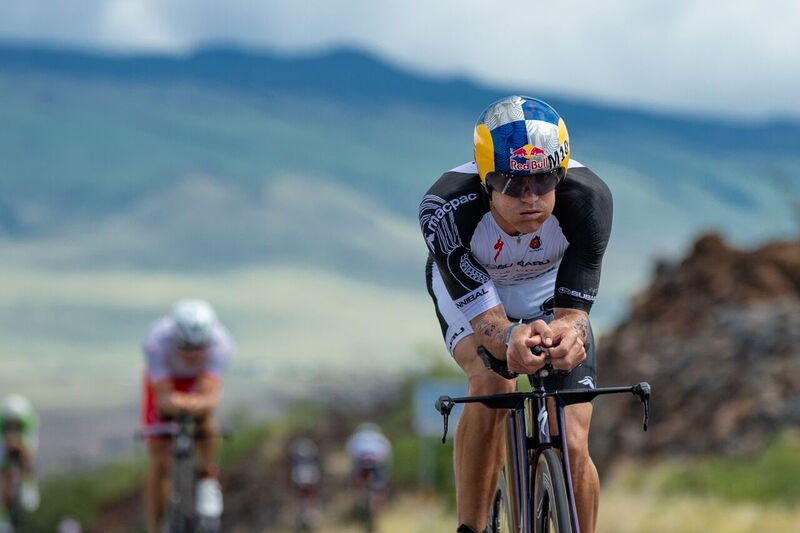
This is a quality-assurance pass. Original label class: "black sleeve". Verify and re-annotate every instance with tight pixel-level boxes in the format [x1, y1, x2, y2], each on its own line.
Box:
[418, 170, 494, 304]
[552, 166, 613, 312]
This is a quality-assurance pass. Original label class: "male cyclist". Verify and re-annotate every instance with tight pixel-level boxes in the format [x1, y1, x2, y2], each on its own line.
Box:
[0, 394, 40, 532]
[288, 437, 322, 530]
[141, 299, 235, 533]
[346, 422, 391, 527]
[419, 96, 612, 533]
[346, 422, 392, 492]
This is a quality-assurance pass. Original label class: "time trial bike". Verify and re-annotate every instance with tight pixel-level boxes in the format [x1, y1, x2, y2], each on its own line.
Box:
[141, 415, 228, 533]
[435, 346, 651, 533]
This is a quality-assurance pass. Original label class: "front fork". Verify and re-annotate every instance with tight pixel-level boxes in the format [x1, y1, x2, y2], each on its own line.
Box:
[503, 408, 528, 532]
[521, 394, 581, 533]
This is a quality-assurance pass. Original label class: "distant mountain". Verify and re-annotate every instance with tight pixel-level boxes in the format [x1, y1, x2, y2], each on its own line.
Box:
[0, 42, 798, 317]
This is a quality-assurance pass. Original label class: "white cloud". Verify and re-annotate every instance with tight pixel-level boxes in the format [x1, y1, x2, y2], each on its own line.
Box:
[1, 0, 798, 119]
[95, 0, 181, 50]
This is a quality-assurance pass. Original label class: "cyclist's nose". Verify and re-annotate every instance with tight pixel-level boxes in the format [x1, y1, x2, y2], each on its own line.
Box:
[518, 187, 539, 203]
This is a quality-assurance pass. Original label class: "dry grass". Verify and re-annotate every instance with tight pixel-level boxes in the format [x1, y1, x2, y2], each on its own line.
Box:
[313, 464, 800, 533]
[597, 462, 800, 533]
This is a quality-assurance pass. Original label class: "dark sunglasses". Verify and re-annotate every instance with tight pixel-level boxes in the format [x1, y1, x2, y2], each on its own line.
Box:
[486, 168, 564, 197]
[176, 341, 208, 351]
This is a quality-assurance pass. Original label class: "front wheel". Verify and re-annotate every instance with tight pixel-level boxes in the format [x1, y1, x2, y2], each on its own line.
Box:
[487, 469, 513, 533]
[532, 449, 572, 533]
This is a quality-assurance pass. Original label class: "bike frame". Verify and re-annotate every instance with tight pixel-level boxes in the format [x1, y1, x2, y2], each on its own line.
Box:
[139, 415, 230, 533]
[2, 449, 24, 529]
[170, 417, 198, 528]
[436, 375, 650, 533]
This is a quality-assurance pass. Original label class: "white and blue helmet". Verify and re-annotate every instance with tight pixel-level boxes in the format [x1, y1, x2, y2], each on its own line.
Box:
[473, 95, 570, 183]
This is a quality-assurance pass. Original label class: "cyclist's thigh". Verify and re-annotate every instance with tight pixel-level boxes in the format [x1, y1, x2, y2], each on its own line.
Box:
[563, 403, 592, 452]
[147, 439, 171, 470]
[425, 258, 473, 356]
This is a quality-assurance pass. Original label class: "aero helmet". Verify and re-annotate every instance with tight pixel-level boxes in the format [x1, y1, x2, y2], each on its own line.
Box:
[474, 95, 570, 184]
[291, 437, 319, 459]
[1, 394, 34, 421]
[170, 299, 217, 348]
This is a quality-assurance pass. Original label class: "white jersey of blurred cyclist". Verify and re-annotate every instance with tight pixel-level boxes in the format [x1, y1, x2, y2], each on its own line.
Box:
[346, 423, 392, 465]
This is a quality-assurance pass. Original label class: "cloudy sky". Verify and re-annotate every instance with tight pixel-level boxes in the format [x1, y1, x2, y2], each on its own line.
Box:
[1, 0, 798, 119]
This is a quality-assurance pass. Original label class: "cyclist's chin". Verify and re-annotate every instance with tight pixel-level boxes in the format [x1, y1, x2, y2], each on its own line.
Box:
[512, 217, 545, 234]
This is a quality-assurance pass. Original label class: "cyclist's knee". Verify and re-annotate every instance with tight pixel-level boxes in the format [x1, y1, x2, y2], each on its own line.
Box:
[148, 440, 171, 473]
[467, 370, 515, 396]
[564, 404, 592, 461]
[454, 337, 515, 395]
[453, 337, 516, 396]
[197, 413, 216, 433]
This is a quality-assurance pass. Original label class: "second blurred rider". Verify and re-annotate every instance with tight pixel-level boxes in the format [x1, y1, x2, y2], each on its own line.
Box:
[141, 299, 235, 533]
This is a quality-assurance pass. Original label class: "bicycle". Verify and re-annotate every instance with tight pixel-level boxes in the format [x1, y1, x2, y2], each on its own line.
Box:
[435, 346, 651, 533]
[141, 415, 228, 533]
[289, 462, 321, 532]
[2, 449, 24, 532]
[352, 456, 386, 533]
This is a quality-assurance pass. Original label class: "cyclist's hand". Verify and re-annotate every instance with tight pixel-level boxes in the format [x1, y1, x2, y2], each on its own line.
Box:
[546, 321, 586, 371]
[506, 320, 551, 374]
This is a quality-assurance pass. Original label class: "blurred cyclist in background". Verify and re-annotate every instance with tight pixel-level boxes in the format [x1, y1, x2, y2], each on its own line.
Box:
[288, 437, 322, 531]
[346, 422, 392, 493]
[346, 423, 392, 531]
[0, 394, 39, 532]
[141, 299, 235, 533]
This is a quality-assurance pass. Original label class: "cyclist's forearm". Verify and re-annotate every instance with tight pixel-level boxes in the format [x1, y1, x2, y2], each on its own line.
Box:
[553, 308, 590, 343]
[159, 392, 218, 417]
[469, 306, 513, 359]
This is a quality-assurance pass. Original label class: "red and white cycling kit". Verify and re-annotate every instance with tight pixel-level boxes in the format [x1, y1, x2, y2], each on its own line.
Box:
[140, 316, 235, 430]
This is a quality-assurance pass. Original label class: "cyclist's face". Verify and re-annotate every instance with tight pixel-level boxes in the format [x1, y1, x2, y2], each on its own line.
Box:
[489, 175, 556, 234]
[2, 422, 23, 448]
[176, 345, 208, 366]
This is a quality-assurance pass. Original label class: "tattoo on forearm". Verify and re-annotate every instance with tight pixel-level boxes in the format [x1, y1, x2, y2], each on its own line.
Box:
[476, 320, 506, 346]
[572, 318, 589, 341]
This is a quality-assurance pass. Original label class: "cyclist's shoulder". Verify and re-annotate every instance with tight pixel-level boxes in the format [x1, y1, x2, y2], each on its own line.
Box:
[209, 321, 236, 357]
[555, 160, 612, 211]
[422, 162, 485, 202]
[142, 316, 172, 351]
[419, 162, 487, 233]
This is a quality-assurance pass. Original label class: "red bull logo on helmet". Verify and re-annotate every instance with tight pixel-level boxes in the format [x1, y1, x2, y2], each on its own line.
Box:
[509, 144, 549, 172]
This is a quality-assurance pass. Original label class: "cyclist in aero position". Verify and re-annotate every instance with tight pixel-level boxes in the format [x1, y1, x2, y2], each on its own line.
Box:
[346, 423, 392, 490]
[346, 423, 392, 531]
[141, 299, 235, 533]
[0, 394, 39, 532]
[418, 96, 612, 533]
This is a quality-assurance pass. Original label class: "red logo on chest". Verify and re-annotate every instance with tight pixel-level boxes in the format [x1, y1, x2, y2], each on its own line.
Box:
[529, 236, 541, 250]
[493, 237, 504, 262]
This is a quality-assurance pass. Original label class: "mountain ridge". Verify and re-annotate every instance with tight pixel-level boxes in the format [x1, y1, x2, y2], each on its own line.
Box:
[2, 41, 799, 132]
